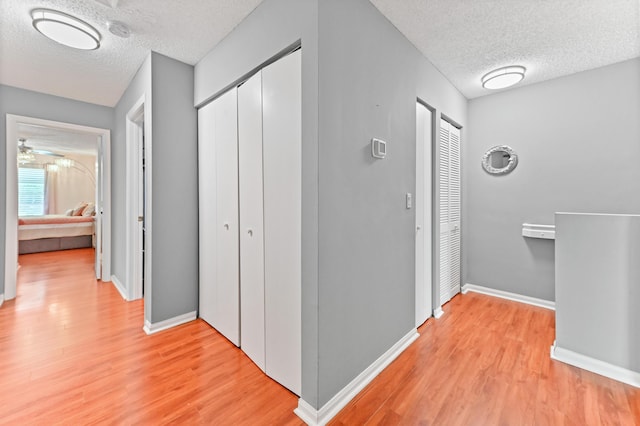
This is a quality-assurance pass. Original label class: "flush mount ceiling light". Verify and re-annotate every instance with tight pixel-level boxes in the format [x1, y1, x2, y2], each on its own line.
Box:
[31, 9, 101, 50]
[481, 66, 526, 90]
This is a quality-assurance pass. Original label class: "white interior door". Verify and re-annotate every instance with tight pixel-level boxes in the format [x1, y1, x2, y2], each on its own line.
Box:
[198, 89, 240, 346]
[95, 135, 103, 279]
[238, 72, 266, 371]
[439, 119, 461, 305]
[198, 99, 217, 329]
[262, 49, 302, 395]
[137, 127, 144, 293]
[415, 103, 432, 327]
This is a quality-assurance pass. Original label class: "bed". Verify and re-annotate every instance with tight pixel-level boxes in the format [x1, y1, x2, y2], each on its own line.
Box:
[18, 215, 95, 254]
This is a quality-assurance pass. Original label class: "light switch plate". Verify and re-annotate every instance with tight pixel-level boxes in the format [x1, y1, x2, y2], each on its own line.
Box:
[371, 138, 386, 159]
[406, 193, 412, 209]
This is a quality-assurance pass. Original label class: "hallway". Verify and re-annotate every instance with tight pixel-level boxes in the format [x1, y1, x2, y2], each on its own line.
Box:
[0, 249, 300, 424]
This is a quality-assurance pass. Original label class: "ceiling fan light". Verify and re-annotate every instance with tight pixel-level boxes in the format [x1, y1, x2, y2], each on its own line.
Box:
[481, 66, 526, 90]
[46, 163, 60, 173]
[18, 151, 35, 164]
[31, 9, 101, 50]
[56, 158, 74, 168]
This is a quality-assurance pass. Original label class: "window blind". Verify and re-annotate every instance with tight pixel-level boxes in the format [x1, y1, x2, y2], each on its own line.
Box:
[18, 167, 46, 216]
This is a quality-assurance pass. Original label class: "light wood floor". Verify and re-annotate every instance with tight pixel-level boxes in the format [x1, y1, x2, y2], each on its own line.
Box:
[1, 249, 638, 424]
[332, 293, 640, 425]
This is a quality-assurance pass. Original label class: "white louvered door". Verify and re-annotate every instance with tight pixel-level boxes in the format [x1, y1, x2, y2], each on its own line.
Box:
[439, 119, 461, 305]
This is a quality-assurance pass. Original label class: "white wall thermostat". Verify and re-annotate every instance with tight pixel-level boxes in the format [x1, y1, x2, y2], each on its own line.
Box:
[371, 138, 387, 159]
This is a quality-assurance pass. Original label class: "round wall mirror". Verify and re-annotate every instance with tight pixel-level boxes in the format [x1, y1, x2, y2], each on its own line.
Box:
[481, 145, 518, 175]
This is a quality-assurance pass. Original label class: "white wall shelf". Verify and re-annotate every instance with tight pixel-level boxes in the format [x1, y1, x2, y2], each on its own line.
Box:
[522, 223, 555, 240]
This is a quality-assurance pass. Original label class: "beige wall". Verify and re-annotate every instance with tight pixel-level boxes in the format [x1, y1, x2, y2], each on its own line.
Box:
[29, 152, 96, 214]
[53, 153, 96, 214]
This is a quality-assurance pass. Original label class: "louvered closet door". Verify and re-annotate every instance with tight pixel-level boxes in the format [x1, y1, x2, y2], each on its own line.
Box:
[198, 88, 240, 346]
[439, 119, 461, 305]
[238, 71, 266, 372]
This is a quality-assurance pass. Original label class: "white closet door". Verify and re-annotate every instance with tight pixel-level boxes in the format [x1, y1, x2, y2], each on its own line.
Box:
[449, 125, 461, 301]
[198, 89, 240, 346]
[438, 118, 461, 305]
[198, 100, 217, 329]
[415, 103, 432, 327]
[262, 49, 302, 395]
[238, 72, 266, 371]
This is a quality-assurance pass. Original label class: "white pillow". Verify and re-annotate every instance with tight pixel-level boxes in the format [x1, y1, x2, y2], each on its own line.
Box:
[82, 204, 96, 217]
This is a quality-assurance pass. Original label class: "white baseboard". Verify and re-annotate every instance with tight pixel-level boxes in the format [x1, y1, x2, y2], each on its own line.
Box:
[294, 329, 419, 425]
[462, 283, 555, 310]
[143, 311, 197, 335]
[433, 306, 444, 319]
[550, 341, 640, 388]
[110, 275, 128, 301]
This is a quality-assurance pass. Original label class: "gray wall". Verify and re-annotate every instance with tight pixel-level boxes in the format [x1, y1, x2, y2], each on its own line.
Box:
[113, 55, 151, 289]
[0, 84, 114, 295]
[464, 58, 640, 301]
[149, 52, 199, 323]
[112, 52, 198, 324]
[317, 0, 466, 407]
[194, 0, 321, 407]
[195, 0, 466, 409]
[555, 213, 640, 373]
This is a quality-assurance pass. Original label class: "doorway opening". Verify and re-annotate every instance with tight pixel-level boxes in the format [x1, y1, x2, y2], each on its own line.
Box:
[125, 95, 150, 304]
[4, 114, 111, 301]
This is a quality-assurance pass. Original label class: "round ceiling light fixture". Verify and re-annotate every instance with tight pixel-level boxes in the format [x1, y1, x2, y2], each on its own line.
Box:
[481, 65, 526, 90]
[31, 9, 101, 50]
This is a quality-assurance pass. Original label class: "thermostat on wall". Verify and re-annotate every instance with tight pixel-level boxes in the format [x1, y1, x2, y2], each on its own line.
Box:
[371, 138, 386, 159]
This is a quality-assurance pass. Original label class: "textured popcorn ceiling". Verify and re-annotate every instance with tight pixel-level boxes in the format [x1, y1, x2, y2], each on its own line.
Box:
[1, 1, 639, 105]
[370, 0, 640, 99]
[0, 0, 263, 106]
[18, 123, 98, 155]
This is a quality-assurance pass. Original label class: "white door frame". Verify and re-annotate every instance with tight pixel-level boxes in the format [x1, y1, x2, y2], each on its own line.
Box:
[125, 94, 151, 302]
[4, 114, 112, 300]
[415, 100, 434, 327]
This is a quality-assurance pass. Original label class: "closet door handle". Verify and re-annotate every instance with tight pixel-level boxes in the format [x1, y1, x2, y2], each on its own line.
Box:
[224, 223, 229, 230]
[247, 229, 253, 237]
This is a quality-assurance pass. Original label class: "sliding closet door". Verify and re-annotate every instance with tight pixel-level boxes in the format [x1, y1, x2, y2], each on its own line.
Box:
[198, 89, 240, 346]
[438, 118, 461, 306]
[262, 49, 302, 395]
[416, 102, 433, 327]
[238, 72, 266, 371]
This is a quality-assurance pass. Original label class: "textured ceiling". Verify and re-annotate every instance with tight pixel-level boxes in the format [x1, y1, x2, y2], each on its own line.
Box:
[18, 123, 99, 155]
[1, 1, 639, 105]
[370, 0, 640, 98]
[0, 0, 263, 106]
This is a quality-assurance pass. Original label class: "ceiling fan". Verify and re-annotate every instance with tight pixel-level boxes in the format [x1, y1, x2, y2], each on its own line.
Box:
[18, 138, 64, 157]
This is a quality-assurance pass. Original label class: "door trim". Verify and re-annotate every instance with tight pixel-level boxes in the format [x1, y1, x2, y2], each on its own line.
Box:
[125, 95, 149, 302]
[4, 114, 111, 299]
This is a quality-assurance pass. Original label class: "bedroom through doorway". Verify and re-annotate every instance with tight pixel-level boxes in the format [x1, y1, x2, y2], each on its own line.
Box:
[4, 115, 111, 302]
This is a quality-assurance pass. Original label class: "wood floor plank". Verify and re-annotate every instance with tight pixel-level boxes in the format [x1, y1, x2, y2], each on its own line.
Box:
[2, 249, 639, 424]
[2, 249, 301, 425]
[330, 292, 640, 425]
